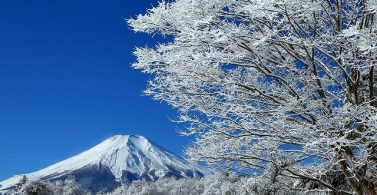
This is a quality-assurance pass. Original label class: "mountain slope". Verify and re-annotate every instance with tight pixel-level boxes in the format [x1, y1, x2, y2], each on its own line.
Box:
[0, 135, 203, 193]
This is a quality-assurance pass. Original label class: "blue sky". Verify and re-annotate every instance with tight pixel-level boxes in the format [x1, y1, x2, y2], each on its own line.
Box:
[0, 0, 192, 180]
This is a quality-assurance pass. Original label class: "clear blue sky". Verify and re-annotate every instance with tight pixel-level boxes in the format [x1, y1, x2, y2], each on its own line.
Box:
[0, 0, 192, 180]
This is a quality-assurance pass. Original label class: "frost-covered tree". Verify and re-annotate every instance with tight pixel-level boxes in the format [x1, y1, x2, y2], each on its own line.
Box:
[9, 177, 91, 195]
[18, 180, 53, 195]
[107, 174, 300, 195]
[49, 177, 91, 195]
[129, 0, 377, 194]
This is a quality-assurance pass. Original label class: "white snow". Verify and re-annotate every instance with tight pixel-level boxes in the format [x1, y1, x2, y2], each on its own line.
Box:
[0, 135, 202, 191]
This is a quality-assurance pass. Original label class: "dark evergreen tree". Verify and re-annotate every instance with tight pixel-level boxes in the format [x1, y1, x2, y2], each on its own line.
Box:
[16, 175, 28, 191]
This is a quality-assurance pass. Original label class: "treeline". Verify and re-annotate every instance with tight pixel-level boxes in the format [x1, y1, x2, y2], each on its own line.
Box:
[2, 173, 336, 195]
[1, 176, 90, 195]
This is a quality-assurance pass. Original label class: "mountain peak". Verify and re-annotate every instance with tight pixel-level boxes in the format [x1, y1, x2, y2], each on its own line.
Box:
[0, 134, 203, 193]
[109, 134, 144, 140]
[105, 134, 150, 147]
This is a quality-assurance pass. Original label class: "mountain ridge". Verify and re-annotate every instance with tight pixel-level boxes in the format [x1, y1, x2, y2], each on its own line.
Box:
[0, 135, 203, 193]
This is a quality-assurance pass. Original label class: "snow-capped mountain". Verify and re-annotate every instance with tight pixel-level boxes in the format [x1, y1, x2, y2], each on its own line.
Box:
[0, 135, 204, 193]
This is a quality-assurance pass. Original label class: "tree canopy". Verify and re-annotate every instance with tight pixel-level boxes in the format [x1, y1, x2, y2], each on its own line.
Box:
[129, 0, 377, 194]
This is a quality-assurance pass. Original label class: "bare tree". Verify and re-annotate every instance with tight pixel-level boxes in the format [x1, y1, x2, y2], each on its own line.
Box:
[129, 0, 377, 194]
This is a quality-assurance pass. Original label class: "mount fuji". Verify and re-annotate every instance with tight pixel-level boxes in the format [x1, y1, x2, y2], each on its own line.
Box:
[0, 135, 204, 193]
